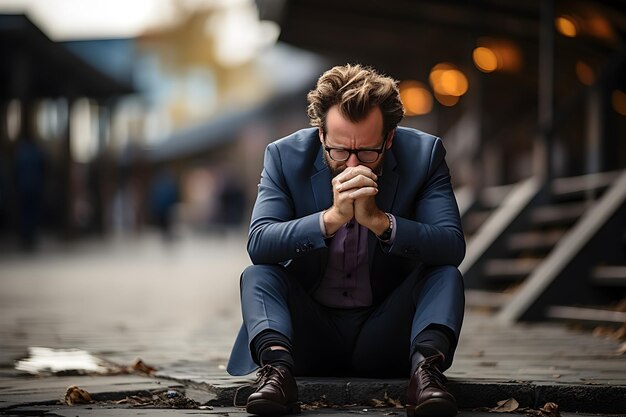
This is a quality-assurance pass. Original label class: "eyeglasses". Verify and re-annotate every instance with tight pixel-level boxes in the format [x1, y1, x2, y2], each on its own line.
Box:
[324, 136, 388, 163]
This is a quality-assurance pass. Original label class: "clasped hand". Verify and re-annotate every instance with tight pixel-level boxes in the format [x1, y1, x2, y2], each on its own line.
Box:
[323, 166, 388, 236]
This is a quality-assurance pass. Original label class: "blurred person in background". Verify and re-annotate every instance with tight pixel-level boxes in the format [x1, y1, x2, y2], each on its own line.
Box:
[228, 64, 465, 417]
[148, 168, 179, 241]
[15, 134, 46, 251]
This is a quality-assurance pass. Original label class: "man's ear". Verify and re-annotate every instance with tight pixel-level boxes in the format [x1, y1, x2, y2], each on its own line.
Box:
[318, 129, 324, 144]
[385, 129, 395, 149]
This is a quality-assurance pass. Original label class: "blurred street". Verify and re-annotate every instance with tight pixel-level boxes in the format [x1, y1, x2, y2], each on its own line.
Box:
[0, 229, 248, 374]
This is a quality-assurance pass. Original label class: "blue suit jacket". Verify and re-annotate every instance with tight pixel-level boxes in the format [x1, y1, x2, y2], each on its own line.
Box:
[227, 127, 465, 375]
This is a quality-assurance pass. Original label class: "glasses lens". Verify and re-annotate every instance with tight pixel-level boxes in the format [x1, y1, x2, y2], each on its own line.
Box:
[357, 151, 379, 163]
[329, 149, 349, 161]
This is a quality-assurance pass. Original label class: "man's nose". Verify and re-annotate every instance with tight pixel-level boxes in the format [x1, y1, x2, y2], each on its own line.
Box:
[346, 153, 360, 167]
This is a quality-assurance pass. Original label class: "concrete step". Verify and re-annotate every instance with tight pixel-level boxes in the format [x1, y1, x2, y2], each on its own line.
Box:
[546, 305, 626, 325]
[507, 229, 566, 252]
[592, 265, 626, 287]
[552, 170, 622, 199]
[465, 289, 513, 309]
[483, 258, 542, 281]
[531, 202, 588, 227]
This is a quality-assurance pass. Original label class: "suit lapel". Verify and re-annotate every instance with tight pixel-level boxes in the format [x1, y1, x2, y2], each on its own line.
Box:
[311, 146, 333, 211]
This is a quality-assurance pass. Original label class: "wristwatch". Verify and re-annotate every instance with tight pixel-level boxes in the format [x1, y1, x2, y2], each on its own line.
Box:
[377, 212, 393, 241]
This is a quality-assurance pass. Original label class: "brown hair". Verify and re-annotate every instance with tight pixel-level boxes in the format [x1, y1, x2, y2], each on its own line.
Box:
[307, 64, 404, 138]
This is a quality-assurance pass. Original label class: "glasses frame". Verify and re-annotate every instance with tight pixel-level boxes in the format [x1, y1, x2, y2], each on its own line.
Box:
[324, 135, 388, 164]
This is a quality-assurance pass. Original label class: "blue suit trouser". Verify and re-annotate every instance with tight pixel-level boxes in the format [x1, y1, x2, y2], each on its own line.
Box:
[240, 264, 464, 377]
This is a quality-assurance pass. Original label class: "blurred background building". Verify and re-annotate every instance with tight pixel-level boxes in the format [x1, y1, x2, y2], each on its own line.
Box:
[0, 0, 625, 325]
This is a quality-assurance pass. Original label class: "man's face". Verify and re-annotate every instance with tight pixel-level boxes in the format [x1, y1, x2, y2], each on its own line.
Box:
[319, 105, 393, 177]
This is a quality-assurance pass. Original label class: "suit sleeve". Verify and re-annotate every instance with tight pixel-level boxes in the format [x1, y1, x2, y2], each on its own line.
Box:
[384, 138, 466, 266]
[247, 143, 327, 265]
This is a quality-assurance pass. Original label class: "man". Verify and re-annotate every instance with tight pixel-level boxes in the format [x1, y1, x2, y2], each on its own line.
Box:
[228, 64, 465, 417]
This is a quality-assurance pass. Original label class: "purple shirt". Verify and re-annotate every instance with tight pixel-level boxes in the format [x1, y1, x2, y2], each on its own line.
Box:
[313, 214, 396, 308]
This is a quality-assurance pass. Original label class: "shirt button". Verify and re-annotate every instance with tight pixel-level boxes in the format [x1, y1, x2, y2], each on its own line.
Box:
[342, 291, 348, 297]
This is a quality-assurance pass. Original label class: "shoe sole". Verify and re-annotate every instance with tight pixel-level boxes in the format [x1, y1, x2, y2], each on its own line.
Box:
[246, 399, 301, 416]
[406, 399, 457, 417]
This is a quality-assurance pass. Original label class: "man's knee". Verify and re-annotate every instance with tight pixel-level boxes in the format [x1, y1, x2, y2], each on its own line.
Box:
[415, 265, 464, 305]
[240, 264, 290, 293]
[422, 265, 463, 284]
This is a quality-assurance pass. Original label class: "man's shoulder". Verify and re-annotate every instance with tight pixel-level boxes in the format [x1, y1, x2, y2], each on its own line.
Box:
[271, 128, 319, 152]
[263, 128, 320, 173]
[392, 127, 446, 170]
[394, 126, 440, 148]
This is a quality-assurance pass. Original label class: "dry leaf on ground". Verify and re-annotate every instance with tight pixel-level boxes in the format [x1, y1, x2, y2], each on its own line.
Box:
[539, 402, 561, 417]
[301, 395, 331, 410]
[370, 392, 403, 409]
[489, 398, 519, 413]
[130, 358, 157, 375]
[63, 385, 92, 405]
[519, 402, 561, 417]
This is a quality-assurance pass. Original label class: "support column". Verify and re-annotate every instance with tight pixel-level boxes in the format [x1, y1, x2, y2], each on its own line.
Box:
[535, 0, 555, 182]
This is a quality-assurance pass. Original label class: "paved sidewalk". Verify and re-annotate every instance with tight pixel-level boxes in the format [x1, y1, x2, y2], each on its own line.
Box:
[1, 232, 625, 415]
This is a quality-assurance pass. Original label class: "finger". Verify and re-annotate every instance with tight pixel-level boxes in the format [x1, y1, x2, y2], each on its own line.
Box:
[348, 187, 379, 199]
[338, 176, 378, 192]
[336, 166, 378, 183]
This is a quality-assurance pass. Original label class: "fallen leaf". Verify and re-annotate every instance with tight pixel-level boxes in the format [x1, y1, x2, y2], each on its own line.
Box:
[131, 358, 157, 375]
[370, 392, 403, 409]
[489, 398, 519, 413]
[63, 385, 92, 406]
[301, 395, 331, 410]
[617, 341, 626, 355]
[370, 398, 386, 407]
[540, 402, 561, 417]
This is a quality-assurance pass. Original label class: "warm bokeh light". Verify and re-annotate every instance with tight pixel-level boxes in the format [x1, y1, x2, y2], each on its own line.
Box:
[429, 63, 468, 97]
[434, 92, 460, 107]
[587, 14, 615, 42]
[575, 61, 595, 86]
[612, 90, 626, 116]
[555, 15, 578, 37]
[474, 37, 522, 73]
[473, 47, 499, 73]
[399, 81, 433, 116]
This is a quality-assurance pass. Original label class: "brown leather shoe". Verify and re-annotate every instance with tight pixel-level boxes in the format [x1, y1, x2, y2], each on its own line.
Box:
[406, 353, 457, 417]
[246, 365, 300, 415]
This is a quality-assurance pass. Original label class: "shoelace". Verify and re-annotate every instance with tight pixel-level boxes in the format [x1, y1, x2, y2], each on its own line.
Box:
[417, 356, 448, 389]
[233, 364, 286, 407]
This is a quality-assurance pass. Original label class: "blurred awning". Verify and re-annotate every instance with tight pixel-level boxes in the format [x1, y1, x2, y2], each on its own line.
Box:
[0, 14, 134, 99]
[257, 0, 626, 79]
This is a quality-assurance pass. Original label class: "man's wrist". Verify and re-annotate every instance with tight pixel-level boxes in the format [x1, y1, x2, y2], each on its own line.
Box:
[323, 207, 348, 236]
[375, 212, 393, 240]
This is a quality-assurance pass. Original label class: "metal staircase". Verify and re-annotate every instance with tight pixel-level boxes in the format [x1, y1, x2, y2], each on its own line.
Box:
[460, 170, 626, 325]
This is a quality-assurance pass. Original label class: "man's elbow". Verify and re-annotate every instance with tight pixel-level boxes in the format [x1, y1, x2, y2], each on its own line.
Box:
[246, 232, 264, 265]
[450, 234, 466, 267]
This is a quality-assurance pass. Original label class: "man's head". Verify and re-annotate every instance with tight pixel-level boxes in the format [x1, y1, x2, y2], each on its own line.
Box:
[307, 64, 404, 176]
